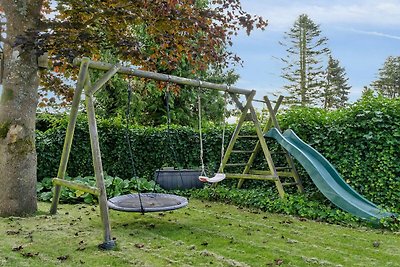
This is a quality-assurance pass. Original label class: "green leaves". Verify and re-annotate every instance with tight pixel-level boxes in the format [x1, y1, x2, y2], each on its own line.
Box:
[280, 14, 330, 107]
[36, 95, 399, 214]
[280, 96, 400, 212]
[37, 174, 162, 204]
[371, 56, 400, 98]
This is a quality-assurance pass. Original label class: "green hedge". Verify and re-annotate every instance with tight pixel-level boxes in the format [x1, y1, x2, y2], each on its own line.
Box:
[279, 94, 400, 211]
[36, 114, 228, 181]
[36, 95, 400, 212]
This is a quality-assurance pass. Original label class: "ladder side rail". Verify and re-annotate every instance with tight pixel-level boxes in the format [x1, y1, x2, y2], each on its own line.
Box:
[218, 91, 257, 174]
[264, 96, 304, 193]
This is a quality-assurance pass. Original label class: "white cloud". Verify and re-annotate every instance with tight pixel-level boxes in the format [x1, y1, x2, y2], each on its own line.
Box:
[348, 29, 400, 41]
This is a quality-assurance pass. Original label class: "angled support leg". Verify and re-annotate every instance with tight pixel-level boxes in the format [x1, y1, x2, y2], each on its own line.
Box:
[264, 96, 304, 193]
[50, 58, 90, 215]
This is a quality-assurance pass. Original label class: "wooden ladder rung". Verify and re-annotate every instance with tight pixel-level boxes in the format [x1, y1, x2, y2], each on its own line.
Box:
[281, 182, 299, 186]
[249, 170, 295, 178]
[232, 150, 255, 154]
[252, 99, 268, 104]
[237, 135, 258, 138]
[225, 163, 249, 167]
[225, 173, 278, 181]
[275, 166, 292, 170]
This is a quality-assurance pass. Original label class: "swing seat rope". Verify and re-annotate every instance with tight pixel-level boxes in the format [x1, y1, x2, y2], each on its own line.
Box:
[197, 83, 228, 184]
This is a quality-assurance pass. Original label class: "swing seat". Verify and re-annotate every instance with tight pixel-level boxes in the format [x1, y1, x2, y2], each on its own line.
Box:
[108, 193, 188, 212]
[199, 173, 226, 183]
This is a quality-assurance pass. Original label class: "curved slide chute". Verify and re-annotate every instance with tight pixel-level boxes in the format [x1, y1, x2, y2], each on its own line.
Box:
[265, 128, 395, 221]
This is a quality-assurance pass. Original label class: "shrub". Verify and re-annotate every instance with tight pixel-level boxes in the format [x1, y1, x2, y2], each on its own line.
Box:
[37, 174, 160, 204]
[279, 95, 400, 212]
[36, 95, 399, 214]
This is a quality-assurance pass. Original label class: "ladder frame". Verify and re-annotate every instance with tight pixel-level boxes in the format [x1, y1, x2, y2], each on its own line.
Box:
[218, 95, 304, 196]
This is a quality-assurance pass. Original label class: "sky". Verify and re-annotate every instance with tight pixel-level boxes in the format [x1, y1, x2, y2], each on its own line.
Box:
[230, 0, 400, 103]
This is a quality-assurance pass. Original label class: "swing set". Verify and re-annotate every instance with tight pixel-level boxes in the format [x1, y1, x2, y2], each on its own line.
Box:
[49, 57, 303, 249]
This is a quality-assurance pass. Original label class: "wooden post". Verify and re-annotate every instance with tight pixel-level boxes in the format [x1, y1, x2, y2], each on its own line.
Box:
[85, 92, 115, 249]
[50, 58, 90, 215]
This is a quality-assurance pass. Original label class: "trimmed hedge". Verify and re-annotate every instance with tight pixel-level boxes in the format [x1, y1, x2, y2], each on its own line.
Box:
[36, 114, 228, 181]
[36, 95, 400, 212]
[279, 94, 400, 212]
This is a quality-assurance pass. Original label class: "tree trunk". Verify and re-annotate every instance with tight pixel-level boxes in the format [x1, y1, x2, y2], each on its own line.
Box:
[300, 27, 307, 106]
[0, 0, 43, 216]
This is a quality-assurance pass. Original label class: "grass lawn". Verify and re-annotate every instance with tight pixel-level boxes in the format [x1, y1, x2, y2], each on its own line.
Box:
[0, 198, 399, 266]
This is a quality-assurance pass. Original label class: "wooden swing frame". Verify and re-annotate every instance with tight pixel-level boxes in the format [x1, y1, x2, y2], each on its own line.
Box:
[49, 57, 303, 249]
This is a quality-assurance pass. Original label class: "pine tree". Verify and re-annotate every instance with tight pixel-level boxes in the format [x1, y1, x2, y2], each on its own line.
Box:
[371, 56, 400, 98]
[280, 14, 330, 106]
[323, 55, 351, 109]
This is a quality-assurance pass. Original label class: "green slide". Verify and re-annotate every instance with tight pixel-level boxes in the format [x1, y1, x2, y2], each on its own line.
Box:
[265, 128, 394, 221]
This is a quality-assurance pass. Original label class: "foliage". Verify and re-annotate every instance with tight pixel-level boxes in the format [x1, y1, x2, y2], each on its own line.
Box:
[280, 14, 329, 106]
[36, 95, 399, 217]
[323, 55, 351, 109]
[279, 94, 400, 212]
[36, 113, 230, 181]
[1, 0, 267, 107]
[37, 175, 160, 204]
[371, 55, 400, 98]
[90, 50, 238, 127]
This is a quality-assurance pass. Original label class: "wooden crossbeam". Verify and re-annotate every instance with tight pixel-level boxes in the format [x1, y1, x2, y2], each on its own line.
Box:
[225, 173, 278, 181]
[52, 178, 99, 196]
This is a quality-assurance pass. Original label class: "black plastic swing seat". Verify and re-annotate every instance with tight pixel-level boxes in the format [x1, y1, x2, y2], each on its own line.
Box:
[107, 193, 188, 212]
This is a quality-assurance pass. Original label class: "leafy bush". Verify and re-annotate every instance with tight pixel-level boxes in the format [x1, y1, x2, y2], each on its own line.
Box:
[36, 95, 399, 216]
[36, 113, 231, 181]
[37, 174, 161, 204]
[279, 94, 400, 212]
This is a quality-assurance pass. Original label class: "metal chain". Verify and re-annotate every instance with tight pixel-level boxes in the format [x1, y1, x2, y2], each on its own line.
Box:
[125, 82, 144, 214]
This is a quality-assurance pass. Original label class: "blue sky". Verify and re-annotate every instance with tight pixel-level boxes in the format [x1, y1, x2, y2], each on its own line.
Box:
[230, 0, 400, 102]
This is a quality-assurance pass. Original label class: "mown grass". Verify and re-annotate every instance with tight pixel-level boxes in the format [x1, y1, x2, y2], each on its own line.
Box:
[1, 199, 399, 266]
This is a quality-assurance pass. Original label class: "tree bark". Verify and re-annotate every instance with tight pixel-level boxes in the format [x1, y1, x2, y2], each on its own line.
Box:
[0, 0, 43, 216]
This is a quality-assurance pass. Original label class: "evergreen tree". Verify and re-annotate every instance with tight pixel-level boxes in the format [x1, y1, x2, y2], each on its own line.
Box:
[323, 55, 351, 109]
[371, 56, 400, 98]
[280, 14, 329, 106]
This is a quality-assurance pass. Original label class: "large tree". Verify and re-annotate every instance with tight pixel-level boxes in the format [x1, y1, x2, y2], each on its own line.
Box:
[323, 55, 350, 109]
[280, 14, 329, 106]
[0, 0, 267, 216]
[371, 56, 400, 98]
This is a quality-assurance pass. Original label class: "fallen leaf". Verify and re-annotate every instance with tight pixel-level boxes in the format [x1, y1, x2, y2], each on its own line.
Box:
[135, 243, 145, 248]
[12, 245, 23, 252]
[57, 255, 69, 261]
